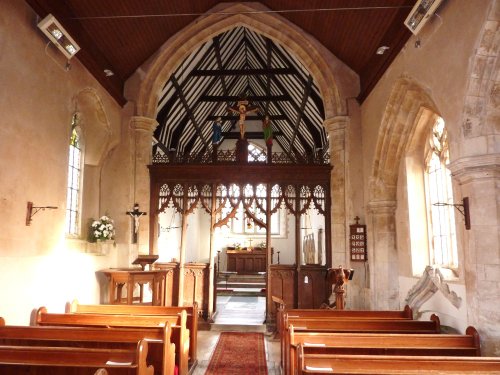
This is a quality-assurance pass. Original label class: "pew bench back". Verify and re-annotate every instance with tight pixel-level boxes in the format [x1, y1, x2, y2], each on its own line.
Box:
[0, 324, 175, 375]
[297, 351, 500, 374]
[0, 339, 154, 375]
[67, 300, 198, 365]
[35, 308, 189, 375]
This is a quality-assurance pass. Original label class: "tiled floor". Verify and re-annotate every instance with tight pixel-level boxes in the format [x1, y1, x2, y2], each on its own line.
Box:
[193, 296, 281, 374]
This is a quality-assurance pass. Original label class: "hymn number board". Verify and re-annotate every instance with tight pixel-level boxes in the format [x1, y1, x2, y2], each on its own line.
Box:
[350, 216, 367, 261]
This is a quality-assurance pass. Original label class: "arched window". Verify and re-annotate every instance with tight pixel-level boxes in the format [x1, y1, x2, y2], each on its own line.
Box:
[65, 114, 83, 236]
[425, 118, 458, 268]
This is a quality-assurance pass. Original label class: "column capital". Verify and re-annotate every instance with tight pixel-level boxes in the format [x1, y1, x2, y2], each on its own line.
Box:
[130, 116, 159, 133]
[367, 200, 397, 214]
[324, 116, 350, 133]
[448, 153, 500, 184]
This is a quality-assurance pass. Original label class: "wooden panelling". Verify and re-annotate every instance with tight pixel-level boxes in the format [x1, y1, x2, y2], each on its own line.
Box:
[298, 265, 328, 309]
[270, 265, 296, 319]
[183, 263, 209, 319]
[154, 262, 179, 307]
[26, 0, 416, 105]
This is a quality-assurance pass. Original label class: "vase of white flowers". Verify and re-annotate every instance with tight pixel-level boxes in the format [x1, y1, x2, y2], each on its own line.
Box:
[91, 215, 115, 241]
[89, 216, 115, 255]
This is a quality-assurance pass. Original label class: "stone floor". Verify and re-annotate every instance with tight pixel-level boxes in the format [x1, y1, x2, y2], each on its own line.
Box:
[192, 296, 281, 374]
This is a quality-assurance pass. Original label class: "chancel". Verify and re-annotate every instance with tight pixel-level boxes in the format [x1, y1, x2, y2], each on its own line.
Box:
[1, 1, 500, 374]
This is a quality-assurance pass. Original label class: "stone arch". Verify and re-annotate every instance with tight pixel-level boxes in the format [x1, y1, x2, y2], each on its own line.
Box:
[460, 0, 500, 142]
[73, 87, 113, 166]
[128, 2, 358, 121]
[369, 76, 440, 203]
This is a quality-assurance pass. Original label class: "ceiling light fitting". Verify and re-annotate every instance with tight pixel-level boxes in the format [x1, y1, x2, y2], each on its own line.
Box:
[404, 0, 444, 35]
[37, 14, 80, 59]
[104, 69, 114, 77]
[376, 46, 390, 55]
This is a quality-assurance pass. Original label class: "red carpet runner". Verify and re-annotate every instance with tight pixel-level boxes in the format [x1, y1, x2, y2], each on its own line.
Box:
[205, 332, 268, 375]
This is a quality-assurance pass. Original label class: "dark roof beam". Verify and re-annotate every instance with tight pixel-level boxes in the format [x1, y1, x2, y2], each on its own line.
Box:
[289, 75, 314, 156]
[170, 76, 211, 150]
[190, 68, 294, 77]
[200, 94, 290, 102]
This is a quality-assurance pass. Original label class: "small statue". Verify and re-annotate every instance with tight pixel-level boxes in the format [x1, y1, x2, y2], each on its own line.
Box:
[262, 115, 273, 145]
[227, 99, 258, 139]
[212, 117, 222, 144]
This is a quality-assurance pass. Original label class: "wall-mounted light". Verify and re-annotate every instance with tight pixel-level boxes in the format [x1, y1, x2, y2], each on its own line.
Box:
[433, 197, 471, 230]
[404, 0, 444, 35]
[26, 201, 58, 226]
[37, 14, 80, 60]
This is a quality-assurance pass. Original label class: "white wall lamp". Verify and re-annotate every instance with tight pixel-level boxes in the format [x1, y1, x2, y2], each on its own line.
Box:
[37, 13, 80, 60]
[404, 0, 444, 35]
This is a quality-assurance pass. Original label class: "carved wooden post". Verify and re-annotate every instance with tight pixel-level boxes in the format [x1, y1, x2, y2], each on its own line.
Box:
[178, 184, 188, 306]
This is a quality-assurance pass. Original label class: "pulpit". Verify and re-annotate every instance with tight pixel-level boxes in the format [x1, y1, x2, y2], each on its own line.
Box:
[98, 268, 167, 305]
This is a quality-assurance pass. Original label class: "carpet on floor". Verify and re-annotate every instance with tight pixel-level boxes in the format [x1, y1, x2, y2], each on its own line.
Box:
[205, 332, 268, 375]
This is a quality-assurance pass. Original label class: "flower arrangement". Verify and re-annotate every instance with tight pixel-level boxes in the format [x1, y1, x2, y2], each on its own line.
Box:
[90, 215, 115, 242]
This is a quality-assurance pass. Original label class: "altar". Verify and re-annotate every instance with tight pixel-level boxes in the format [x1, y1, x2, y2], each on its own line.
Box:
[226, 247, 267, 274]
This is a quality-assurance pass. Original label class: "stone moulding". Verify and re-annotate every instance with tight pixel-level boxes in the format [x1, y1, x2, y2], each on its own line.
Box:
[404, 265, 462, 316]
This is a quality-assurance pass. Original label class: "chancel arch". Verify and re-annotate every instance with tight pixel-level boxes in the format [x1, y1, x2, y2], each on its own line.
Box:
[123, 1, 358, 325]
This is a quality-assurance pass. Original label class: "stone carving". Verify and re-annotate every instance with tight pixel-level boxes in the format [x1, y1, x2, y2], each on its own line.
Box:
[405, 266, 462, 315]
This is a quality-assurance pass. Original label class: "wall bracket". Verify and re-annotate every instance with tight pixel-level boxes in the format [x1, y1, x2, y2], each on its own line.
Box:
[26, 201, 58, 226]
[433, 197, 470, 230]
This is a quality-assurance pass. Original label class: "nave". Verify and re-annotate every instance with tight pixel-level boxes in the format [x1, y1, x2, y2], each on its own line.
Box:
[2, 298, 500, 374]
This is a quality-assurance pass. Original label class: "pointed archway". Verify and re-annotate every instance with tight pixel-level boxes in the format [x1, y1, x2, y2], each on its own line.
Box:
[368, 76, 439, 310]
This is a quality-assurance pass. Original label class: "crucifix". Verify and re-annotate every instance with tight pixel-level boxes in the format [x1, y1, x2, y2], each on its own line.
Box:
[126, 203, 147, 244]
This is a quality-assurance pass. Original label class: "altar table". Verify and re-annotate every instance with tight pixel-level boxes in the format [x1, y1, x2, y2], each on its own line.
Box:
[226, 247, 267, 274]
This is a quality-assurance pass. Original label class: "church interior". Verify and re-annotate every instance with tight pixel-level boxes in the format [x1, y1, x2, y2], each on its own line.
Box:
[1, 0, 499, 373]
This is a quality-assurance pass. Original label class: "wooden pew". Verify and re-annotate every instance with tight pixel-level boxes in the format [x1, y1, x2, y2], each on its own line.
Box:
[282, 315, 440, 374]
[0, 339, 154, 375]
[288, 326, 481, 375]
[36, 307, 189, 375]
[297, 349, 500, 374]
[67, 300, 198, 366]
[277, 305, 412, 341]
[0, 323, 175, 375]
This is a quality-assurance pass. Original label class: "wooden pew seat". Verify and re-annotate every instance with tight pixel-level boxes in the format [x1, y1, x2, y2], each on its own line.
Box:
[0, 324, 175, 375]
[35, 307, 189, 375]
[0, 339, 154, 375]
[67, 300, 198, 367]
[297, 350, 500, 374]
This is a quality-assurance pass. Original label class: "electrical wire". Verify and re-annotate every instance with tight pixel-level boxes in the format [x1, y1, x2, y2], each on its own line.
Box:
[69, 5, 413, 20]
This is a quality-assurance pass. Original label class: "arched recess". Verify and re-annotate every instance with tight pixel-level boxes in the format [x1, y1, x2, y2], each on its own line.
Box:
[72, 88, 116, 235]
[128, 2, 358, 121]
[367, 76, 439, 310]
[73, 87, 114, 167]
[369, 77, 439, 203]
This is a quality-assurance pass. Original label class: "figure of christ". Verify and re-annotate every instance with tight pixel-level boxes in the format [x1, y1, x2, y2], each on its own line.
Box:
[227, 100, 258, 139]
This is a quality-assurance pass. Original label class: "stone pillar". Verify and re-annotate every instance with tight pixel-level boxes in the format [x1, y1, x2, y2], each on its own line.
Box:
[449, 155, 500, 356]
[367, 200, 399, 310]
[324, 116, 349, 267]
[129, 116, 158, 254]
